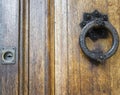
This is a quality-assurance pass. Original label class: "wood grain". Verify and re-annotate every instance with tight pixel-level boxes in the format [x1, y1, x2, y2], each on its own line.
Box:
[0, 0, 19, 95]
[19, 0, 29, 95]
[55, 0, 120, 95]
[29, 0, 54, 95]
[108, 0, 120, 94]
[85, 1, 111, 95]
[29, 0, 46, 94]
[67, 0, 81, 95]
[55, 0, 68, 95]
[47, 0, 55, 94]
[1, 0, 120, 95]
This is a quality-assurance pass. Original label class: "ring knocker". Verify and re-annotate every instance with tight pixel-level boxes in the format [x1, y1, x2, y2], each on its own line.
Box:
[79, 10, 119, 62]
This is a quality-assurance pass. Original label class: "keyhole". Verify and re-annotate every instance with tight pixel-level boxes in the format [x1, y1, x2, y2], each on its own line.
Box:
[3, 51, 13, 61]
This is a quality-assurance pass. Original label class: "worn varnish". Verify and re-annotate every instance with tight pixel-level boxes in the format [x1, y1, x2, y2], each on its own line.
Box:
[0, 0, 19, 95]
[0, 0, 120, 95]
[29, 0, 53, 95]
[55, 0, 120, 95]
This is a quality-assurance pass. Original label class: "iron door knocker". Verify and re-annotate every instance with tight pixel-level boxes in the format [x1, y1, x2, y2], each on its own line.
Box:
[79, 10, 119, 62]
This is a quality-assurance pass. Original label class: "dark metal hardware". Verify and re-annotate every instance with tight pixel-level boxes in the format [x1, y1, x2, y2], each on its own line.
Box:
[1, 47, 16, 64]
[79, 10, 119, 62]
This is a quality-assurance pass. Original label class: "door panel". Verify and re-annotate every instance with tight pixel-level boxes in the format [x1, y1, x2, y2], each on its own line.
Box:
[29, 0, 48, 95]
[55, 0, 68, 95]
[55, 0, 120, 95]
[0, 0, 19, 95]
[108, 0, 120, 94]
[0, 0, 120, 95]
[29, 0, 54, 95]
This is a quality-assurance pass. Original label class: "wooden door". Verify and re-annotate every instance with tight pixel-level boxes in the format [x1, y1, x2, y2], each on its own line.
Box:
[0, 0, 120, 95]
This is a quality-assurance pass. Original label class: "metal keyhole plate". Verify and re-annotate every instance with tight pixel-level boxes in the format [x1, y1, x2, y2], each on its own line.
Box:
[1, 47, 16, 64]
[3, 51, 14, 61]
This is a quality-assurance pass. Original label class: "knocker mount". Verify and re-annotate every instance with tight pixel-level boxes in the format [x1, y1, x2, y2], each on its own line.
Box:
[79, 10, 119, 62]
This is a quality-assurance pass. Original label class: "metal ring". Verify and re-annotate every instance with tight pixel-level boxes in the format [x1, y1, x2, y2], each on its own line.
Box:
[79, 21, 119, 62]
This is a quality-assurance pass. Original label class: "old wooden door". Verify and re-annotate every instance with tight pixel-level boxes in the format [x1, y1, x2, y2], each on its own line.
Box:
[0, 0, 120, 95]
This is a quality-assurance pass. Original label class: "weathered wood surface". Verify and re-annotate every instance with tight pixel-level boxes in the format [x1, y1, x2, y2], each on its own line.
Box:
[0, 0, 19, 95]
[54, 0, 120, 95]
[0, 0, 120, 95]
[29, 0, 54, 95]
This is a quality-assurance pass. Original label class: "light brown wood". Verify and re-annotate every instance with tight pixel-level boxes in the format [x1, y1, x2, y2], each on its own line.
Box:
[29, 0, 47, 94]
[108, 0, 120, 95]
[47, 0, 55, 94]
[19, 0, 29, 95]
[55, 0, 68, 95]
[0, 0, 120, 95]
[29, 0, 54, 95]
[55, 0, 120, 95]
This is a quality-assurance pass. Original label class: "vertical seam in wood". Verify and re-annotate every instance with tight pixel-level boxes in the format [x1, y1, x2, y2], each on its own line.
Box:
[18, 0, 23, 94]
[28, 0, 30, 95]
[45, 0, 48, 94]
[18, 0, 20, 94]
[66, 0, 69, 95]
